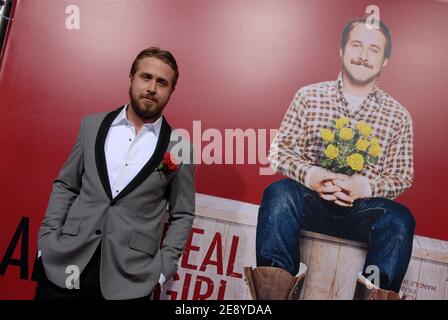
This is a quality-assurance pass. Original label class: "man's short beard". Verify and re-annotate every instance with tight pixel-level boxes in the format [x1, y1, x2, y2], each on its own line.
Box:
[129, 87, 164, 120]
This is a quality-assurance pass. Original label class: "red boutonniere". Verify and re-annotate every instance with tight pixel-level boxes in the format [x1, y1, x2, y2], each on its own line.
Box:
[156, 152, 178, 174]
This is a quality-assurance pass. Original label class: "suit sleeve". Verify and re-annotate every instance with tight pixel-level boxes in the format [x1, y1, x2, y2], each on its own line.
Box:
[161, 155, 195, 280]
[37, 118, 85, 249]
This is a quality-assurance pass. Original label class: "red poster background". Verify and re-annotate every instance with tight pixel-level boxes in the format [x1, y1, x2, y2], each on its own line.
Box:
[1, 0, 447, 299]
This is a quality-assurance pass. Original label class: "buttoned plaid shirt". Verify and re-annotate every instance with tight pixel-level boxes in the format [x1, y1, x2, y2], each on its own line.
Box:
[269, 73, 414, 199]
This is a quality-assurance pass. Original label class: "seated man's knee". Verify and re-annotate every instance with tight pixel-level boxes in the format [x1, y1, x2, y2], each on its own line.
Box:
[259, 179, 304, 220]
[383, 201, 416, 236]
[262, 179, 303, 202]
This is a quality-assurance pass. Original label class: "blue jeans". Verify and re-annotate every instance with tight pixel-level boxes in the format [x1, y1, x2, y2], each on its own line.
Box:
[256, 178, 415, 293]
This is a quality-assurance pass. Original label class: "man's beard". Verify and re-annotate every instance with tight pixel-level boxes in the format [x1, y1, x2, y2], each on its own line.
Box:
[343, 59, 381, 86]
[129, 87, 166, 120]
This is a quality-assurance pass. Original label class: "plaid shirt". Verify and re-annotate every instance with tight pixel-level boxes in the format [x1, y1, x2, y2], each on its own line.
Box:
[269, 73, 414, 199]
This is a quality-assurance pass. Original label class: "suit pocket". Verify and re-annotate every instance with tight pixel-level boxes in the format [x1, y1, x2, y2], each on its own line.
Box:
[128, 231, 159, 256]
[61, 220, 81, 236]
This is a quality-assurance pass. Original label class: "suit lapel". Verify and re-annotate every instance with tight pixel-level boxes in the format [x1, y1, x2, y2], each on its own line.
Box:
[95, 106, 124, 201]
[95, 106, 172, 204]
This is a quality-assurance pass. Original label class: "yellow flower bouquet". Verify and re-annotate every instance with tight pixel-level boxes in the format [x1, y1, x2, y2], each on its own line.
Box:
[319, 117, 382, 175]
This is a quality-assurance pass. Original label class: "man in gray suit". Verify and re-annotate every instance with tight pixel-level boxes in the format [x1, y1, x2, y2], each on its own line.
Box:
[35, 47, 195, 300]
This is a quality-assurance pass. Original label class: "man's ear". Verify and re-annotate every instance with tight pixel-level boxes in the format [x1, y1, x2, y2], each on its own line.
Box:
[382, 58, 389, 68]
[339, 48, 343, 58]
[129, 73, 133, 85]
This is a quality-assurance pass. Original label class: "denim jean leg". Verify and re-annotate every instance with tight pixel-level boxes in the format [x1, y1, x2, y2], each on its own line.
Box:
[256, 179, 322, 276]
[362, 199, 416, 293]
[256, 179, 302, 275]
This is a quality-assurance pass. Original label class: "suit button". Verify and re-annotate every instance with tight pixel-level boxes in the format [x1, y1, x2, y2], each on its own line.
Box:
[95, 230, 102, 235]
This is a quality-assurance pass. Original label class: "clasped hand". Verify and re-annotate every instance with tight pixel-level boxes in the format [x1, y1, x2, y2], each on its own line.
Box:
[309, 167, 370, 207]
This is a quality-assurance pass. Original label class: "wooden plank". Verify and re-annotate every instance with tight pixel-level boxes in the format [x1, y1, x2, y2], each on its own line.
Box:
[303, 239, 340, 300]
[411, 247, 448, 264]
[221, 222, 256, 300]
[417, 235, 447, 254]
[160, 214, 257, 300]
[302, 230, 367, 249]
[299, 236, 314, 300]
[416, 260, 447, 300]
[413, 236, 422, 250]
[400, 257, 422, 300]
[437, 238, 448, 254]
[412, 236, 448, 263]
[444, 272, 448, 300]
[415, 236, 447, 300]
[329, 243, 366, 300]
[196, 205, 255, 227]
[187, 216, 205, 273]
[196, 194, 259, 218]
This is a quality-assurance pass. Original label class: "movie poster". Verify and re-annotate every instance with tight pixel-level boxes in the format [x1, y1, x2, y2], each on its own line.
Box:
[0, 0, 447, 304]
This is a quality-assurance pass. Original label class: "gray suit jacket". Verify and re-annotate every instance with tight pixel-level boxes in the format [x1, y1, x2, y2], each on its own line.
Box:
[37, 106, 195, 299]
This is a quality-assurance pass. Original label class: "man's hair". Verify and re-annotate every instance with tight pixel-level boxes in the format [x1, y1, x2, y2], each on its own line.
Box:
[130, 47, 179, 89]
[340, 16, 392, 60]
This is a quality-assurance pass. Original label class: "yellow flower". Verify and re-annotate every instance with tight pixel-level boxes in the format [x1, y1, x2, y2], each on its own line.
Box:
[321, 128, 335, 142]
[324, 144, 339, 160]
[335, 117, 349, 129]
[355, 139, 370, 151]
[339, 127, 353, 141]
[356, 121, 373, 137]
[368, 144, 382, 157]
[370, 137, 380, 146]
[346, 153, 364, 171]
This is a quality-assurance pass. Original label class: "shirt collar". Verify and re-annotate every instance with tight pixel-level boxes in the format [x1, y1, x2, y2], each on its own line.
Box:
[111, 105, 129, 126]
[142, 112, 163, 134]
[336, 72, 384, 104]
[111, 104, 163, 134]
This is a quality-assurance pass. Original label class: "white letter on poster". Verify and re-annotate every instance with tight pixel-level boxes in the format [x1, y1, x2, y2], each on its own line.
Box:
[65, 5, 80, 30]
[365, 5, 380, 30]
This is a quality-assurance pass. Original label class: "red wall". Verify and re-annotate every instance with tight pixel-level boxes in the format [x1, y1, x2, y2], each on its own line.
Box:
[1, 0, 447, 299]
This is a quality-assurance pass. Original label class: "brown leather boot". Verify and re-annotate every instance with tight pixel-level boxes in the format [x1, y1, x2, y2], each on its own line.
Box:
[353, 272, 402, 300]
[244, 263, 307, 300]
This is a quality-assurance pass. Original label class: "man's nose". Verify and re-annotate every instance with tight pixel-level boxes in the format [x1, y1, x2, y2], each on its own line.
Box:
[359, 48, 369, 61]
[146, 80, 156, 94]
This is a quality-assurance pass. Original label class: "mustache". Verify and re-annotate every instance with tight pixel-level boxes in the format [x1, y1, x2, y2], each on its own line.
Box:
[350, 59, 373, 69]
[140, 94, 158, 103]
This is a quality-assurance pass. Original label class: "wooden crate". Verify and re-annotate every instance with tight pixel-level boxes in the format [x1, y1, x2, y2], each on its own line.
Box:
[158, 193, 448, 300]
[297, 231, 448, 300]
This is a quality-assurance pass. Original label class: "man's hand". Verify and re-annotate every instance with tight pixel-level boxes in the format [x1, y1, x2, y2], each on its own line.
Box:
[309, 167, 354, 206]
[308, 168, 372, 207]
[319, 181, 354, 207]
[332, 174, 372, 201]
[308, 167, 338, 193]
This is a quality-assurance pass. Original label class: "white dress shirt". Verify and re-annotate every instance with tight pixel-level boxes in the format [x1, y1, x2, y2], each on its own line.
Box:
[105, 105, 162, 198]
[105, 104, 166, 287]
